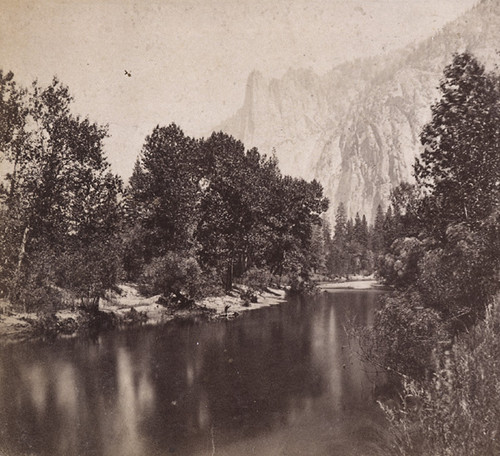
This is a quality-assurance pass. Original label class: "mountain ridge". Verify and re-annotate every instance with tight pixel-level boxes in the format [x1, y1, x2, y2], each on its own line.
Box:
[217, 0, 500, 224]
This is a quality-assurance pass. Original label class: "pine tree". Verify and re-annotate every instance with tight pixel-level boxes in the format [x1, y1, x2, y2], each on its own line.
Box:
[383, 206, 395, 249]
[415, 52, 500, 235]
[361, 214, 369, 248]
[332, 203, 349, 277]
[371, 204, 385, 253]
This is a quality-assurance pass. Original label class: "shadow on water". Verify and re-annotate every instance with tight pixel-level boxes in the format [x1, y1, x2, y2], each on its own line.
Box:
[0, 290, 388, 456]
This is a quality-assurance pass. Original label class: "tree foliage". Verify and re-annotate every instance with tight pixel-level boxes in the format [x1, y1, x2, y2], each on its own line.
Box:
[125, 127, 329, 295]
[0, 75, 122, 310]
[324, 203, 378, 278]
[379, 53, 499, 308]
[415, 52, 500, 235]
[0, 67, 331, 309]
[371, 52, 500, 387]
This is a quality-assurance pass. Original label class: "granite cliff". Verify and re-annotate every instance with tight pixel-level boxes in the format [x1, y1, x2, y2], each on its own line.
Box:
[218, 0, 500, 224]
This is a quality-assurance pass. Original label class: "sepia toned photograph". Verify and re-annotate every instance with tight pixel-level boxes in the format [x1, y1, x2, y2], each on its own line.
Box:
[0, 0, 499, 454]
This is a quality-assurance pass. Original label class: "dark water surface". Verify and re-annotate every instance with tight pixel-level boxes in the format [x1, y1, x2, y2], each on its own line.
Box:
[0, 290, 388, 456]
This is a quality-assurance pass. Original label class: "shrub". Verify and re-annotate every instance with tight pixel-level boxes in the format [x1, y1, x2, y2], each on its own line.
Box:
[77, 306, 118, 332]
[10, 240, 121, 312]
[32, 313, 60, 336]
[32, 313, 78, 337]
[8, 249, 62, 312]
[417, 223, 497, 324]
[56, 241, 121, 308]
[14, 284, 64, 313]
[381, 298, 500, 456]
[196, 267, 225, 298]
[287, 272, 318, 295]
[377, 238, 425, 288]
[240, 288, 258, 306]
[139, 252, 222, 301]
[240, 267, 275, 291]
[357, 292, 448, 380]
[123, 307, 148, 324]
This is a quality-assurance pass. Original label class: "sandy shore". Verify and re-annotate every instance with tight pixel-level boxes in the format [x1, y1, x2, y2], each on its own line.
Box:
[0, 279, 385, 342]
[316, 279, 382, 290]
[0, 284, 286, 343]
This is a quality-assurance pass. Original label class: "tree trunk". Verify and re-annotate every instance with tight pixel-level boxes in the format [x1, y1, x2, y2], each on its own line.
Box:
[9, 225, 29, 310]
[225, 260, 233, 292]
[16, 226, 29, 274]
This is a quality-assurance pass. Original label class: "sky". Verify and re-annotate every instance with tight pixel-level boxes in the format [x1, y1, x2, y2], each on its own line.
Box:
[0, 0, 479, 179]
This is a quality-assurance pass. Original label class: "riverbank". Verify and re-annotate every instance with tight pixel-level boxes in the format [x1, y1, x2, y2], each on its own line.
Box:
[0, 284, 286, 343]
[316, 277, 384, 290]
[0, 278, 385, 343]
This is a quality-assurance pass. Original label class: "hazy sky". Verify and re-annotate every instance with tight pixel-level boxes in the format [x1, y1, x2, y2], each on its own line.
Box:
[0, 0, 478, 178]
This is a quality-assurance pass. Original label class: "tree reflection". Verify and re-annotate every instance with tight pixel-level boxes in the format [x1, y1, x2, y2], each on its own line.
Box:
[0, 291, 384, 456]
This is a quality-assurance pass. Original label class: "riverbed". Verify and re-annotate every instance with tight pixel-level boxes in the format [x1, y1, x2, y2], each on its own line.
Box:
[0, 289, 388, 456]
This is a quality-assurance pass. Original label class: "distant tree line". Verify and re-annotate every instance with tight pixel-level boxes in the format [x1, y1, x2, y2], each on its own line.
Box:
[0, 72, 328, 311]
[310, 200, 401, 280]
[318, 204, 373, 278]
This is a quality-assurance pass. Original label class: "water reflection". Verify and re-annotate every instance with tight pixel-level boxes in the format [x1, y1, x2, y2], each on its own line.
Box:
[0, 290, 386, 456]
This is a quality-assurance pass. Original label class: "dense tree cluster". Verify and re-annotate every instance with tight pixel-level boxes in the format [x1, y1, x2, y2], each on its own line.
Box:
[124, 125, 328, 298]
[416, 52, 500, 235]
[0, 72, 329, 310]
[317, 201, 401, 280]
[322, 203, 372, 278]
[370, 52, 500, 381]
[0, 73, 122, 311]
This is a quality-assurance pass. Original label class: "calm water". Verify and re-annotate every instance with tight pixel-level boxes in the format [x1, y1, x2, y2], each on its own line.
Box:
[0, 290, 388, 456]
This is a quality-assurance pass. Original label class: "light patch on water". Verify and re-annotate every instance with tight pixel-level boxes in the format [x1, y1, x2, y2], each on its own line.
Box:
[137, 373, 155, 412]
[108, 347, 146, 456]
[24, 363, 48, 414]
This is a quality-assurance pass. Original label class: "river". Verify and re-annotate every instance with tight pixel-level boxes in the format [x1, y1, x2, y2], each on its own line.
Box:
[0, 289, 388, 456]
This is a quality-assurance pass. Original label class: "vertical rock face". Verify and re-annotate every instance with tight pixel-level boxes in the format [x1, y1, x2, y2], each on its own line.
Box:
[220, 68, 338, 181]
[217, 0, 500, 225]
[315, 65, 440, 223]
